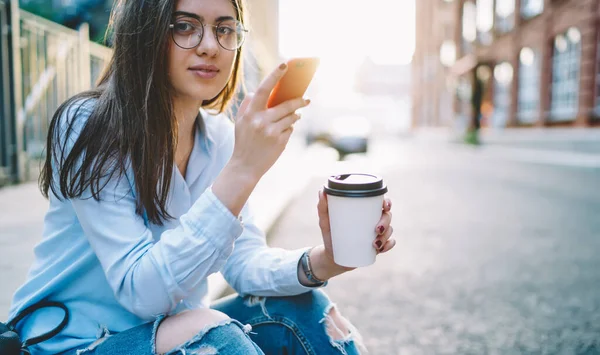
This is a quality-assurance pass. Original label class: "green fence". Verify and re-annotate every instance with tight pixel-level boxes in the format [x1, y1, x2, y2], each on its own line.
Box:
[0, 0, 15, 185]
[0, 0, 112, 185]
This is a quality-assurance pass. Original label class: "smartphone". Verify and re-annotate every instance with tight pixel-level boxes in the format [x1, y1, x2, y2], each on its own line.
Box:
[267, 57, 320, 108]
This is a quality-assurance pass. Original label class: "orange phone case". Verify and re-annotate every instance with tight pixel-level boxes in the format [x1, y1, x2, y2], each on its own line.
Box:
[267, 57, 320, 108]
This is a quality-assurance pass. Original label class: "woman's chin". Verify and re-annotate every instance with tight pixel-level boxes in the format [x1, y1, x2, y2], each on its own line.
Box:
[178, 90, 221, 104]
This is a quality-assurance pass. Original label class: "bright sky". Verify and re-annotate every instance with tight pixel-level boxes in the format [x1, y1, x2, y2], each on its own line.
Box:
[278, 0, 415, 101]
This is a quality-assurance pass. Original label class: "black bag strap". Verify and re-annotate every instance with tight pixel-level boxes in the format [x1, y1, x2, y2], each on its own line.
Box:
[7, 301, 69, 350]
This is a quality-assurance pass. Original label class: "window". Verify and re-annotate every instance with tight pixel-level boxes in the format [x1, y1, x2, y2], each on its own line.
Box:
[440, 40, 457, 67]
[476, 0, 494, 45]
[462, 1, 477, 54]
[495, 0, 515, 33]
[517, 47, 541, 123]
[492, 62, 513, 127]
[551, 27, 581, 121]
[521, 0, 544, 19]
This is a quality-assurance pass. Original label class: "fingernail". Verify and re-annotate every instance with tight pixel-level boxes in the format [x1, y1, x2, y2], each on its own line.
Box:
[375, 240, 382, 249]
[279, 63, 287, 70]
[387, 201, 391, 209]
[378, 226, 385, 234]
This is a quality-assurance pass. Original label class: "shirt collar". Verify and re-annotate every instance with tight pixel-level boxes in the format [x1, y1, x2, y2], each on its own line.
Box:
[197, 109, 216, 155]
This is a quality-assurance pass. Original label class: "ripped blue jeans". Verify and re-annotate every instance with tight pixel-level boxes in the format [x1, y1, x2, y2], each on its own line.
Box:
[61, 290, 364, 355]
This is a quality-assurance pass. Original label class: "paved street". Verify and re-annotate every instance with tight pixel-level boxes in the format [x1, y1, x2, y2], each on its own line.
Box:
[267, 138, 600, 354]
[1, 134, 599, 354]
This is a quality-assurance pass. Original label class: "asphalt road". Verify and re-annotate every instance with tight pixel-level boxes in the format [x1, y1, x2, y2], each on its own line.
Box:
[267, 139, 600, 354]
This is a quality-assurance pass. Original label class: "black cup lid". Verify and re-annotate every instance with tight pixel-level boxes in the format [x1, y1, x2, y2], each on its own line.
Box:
[324, 173, 388, 198]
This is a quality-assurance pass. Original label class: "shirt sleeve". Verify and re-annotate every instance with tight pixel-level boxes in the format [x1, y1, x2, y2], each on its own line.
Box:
[57, 103, 244, 320]
[72, 183, 243, 320]
[207, 116, 316, 296]
[220, 202, 318, 297]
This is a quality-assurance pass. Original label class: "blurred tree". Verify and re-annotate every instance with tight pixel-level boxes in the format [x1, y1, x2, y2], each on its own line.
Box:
[19, 0, 112, 44]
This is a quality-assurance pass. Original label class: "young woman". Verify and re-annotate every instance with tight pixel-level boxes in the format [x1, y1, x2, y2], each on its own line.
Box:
[8, 0, 396, 354]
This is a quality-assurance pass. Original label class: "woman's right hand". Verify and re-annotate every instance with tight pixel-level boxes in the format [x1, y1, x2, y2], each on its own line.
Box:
[230, 63, 311, 181]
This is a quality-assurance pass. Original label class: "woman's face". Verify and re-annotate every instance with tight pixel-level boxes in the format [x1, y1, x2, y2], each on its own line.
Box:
[168, 0, 239, 103]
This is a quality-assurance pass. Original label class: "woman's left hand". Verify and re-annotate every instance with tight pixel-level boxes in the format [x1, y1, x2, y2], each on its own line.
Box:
[312, 190, 395, 279]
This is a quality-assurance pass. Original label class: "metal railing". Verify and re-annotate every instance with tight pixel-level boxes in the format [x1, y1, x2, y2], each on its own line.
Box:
[0, 0, 112, 184]
[0, 0, 15, 185]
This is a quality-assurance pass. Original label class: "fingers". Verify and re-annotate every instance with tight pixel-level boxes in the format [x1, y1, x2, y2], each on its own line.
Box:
[250, 63, 288, 110]
[377, 238, 396, 254]
[375, 211, 392, 235]
[274, 112, 302, 133]
[267, 97, 310, 122]
[382, 198, 392, 212]
[236, 93, 254, 119]
[373, 199, 394, 252]
[373, 225, 393, 251]
[279, 125, 294, 145]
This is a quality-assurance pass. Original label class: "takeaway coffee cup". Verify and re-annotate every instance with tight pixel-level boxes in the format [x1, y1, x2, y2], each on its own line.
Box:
[324, 173, 388, 268]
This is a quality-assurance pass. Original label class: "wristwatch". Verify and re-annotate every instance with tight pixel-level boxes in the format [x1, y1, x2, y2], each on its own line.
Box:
[300, 248, 328, 287]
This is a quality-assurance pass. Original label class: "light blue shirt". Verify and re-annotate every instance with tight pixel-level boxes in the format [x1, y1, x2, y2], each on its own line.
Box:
[9, 100, 314, 354]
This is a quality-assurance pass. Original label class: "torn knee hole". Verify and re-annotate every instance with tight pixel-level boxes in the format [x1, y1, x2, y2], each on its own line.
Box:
[324, 307, 352, 341]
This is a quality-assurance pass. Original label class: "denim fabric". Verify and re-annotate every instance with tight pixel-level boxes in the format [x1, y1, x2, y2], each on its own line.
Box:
[59, 290, 362, 355]
[60, 317, 262, 355]
[212, 290, 362, 355]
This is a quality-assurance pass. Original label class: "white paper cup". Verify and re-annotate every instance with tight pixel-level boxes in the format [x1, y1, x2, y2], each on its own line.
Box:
[324, 173, 388, 268]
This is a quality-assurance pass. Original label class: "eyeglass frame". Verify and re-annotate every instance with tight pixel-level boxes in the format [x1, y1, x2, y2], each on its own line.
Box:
[168, 18, 249, 51]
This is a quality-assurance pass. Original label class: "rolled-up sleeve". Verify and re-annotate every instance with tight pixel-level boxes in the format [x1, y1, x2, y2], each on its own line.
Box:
[220, 203, 316, 297]
[213, 119, 316, 297]
[72, 180, 244, 320]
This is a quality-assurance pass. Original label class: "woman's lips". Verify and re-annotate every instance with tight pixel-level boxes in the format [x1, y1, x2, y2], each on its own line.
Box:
[189, 68, 219, 79]
[189, 65, 220, 79]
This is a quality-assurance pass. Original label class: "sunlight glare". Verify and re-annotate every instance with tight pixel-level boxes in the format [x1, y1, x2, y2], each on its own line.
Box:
[278, 0, 415, 102]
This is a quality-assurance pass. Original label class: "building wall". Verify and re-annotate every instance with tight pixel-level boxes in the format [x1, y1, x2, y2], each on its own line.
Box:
[413, 0, 600, 129]
[245, 0, 280, 77]
[412, 0, 460, 128]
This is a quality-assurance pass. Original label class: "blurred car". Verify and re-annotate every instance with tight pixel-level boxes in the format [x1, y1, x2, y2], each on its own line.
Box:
[306, 115, 371, 158]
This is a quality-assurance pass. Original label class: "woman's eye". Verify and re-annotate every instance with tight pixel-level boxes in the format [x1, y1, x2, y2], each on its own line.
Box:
[174, 22, 195, 33]
[217, 26, 234, 36]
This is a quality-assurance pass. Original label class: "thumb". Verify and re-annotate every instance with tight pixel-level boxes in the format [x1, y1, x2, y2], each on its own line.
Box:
[317, 190, 329, 216]
[317, 190, 330, 230]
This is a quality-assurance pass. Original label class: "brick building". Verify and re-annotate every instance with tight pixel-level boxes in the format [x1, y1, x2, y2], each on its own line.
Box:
[412, 0, 460, 128]
[413, 0, 600, 129]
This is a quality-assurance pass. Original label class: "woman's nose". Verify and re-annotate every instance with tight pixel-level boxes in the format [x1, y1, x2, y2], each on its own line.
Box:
[195, 26, 220, 57]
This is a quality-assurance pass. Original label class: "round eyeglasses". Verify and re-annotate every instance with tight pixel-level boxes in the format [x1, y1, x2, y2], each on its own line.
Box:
[169, 18, 248, 51]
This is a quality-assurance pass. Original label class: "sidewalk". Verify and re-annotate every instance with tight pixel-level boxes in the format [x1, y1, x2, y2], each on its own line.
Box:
[410, 127, 600, 169]
[478, 127, 600, 153]
[0, 138, 338, 318]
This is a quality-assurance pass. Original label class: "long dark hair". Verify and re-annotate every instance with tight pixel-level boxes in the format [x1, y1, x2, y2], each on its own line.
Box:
[40, 0, 247, 225]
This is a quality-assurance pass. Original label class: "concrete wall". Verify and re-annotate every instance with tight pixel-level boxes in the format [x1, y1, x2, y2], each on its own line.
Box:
[245, 0, 280, 79]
